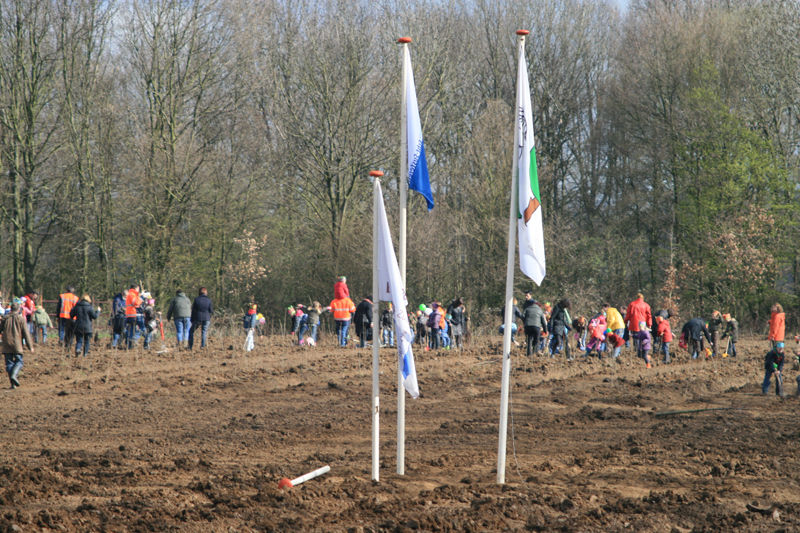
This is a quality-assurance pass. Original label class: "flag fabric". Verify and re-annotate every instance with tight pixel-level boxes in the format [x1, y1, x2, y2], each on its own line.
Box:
[404, 46, 434, 211]
[375, 181, 420, 398]
[515, 46, 546, 285]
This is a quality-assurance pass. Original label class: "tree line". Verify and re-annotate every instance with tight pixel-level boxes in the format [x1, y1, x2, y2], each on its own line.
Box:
[0, 0, 798, 330]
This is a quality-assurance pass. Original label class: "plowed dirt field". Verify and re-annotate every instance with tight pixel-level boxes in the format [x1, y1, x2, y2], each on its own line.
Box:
[1, 334, 798, 532]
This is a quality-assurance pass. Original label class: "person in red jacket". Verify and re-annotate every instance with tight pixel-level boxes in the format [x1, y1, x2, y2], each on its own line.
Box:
[23, 291, 38, 337]
[655, 316, 673, 363]
[626, 293, 652, 357]
[334, 276, 350, 299]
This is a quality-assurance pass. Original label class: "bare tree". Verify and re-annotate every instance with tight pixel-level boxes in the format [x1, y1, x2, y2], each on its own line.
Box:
[0, 0, 64, 294]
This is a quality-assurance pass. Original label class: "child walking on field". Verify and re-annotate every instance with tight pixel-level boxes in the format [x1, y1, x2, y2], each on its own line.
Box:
[33, 305, 52, 344]
[638, 321, 653, 368]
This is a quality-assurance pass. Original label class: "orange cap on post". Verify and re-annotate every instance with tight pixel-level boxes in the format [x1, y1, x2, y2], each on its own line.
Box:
[369, 170, 384, 177]
[398, 37, 412, 44]
[516, 30, 530, 36]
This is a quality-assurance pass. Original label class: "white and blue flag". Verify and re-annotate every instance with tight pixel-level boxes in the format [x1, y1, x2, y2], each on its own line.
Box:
[404, 46, 434, 211]
[375, 181, 419, 398]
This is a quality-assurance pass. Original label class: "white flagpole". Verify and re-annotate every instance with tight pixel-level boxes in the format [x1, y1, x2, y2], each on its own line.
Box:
[497, 29, 529, 485]
[397, 36, 411, 476]
[370, 170, 384, 482]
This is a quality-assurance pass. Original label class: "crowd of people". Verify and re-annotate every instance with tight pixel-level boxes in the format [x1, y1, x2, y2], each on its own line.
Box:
[283, 277, 469, 352]
[0, 280, 797, 396]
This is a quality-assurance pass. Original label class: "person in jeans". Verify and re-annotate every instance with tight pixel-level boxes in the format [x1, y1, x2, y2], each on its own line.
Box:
[304, 302, 327, 345]
[1, 301, 34, 389]
[381, 302, 395, 347]
[33, 305, 52, 344]
[166, 290, 192, 348]
[330, 294, 356, 347]
[188, 287, 213, 349]
[721, 313, 738, 357]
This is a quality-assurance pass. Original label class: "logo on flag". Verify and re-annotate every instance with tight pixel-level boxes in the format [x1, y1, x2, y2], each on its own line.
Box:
[404, 46, 434, 211]
[375, 181, 420, 398]
[515, 46, 546, 286]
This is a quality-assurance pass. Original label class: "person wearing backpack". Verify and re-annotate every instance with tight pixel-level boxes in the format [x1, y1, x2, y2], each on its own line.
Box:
[426, 302, 443, 351]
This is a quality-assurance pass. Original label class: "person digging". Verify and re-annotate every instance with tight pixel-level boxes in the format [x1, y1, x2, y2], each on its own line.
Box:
[762, 342, 786, 397]
[1, 301, 35, 389]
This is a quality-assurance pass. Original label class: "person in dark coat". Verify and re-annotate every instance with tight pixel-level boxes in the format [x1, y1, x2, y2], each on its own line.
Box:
[380, 302, 395, 348]
[721, 313, 738, 357]
[522, 299, 548, 357]
[426, 302, 443, 350]
[681, 318, 711, 360]
[353, 295, 373, 348]
[448, 298, 468, 349]
[188, 287, 213, 350]
[70, 295, 101, 357]
[548, 298, 572, 360]
[762, 343, 786, 396]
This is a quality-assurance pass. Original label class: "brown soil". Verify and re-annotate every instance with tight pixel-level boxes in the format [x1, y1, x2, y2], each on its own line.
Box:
[0, 335, 798, 533]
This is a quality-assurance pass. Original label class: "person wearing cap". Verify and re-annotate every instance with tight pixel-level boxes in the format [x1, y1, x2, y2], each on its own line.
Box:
[1, 301, 34, 388]
[70, 295, 101, 357]
[763, 342, 786, 396]
[721, 313, 738, 357]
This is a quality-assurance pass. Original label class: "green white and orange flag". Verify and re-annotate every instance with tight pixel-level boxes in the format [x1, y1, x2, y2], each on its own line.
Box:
[515, 45, 546, 285]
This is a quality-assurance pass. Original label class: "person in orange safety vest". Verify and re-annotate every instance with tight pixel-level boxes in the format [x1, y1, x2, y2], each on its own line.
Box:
[330, 295, 356, 347]
[57, 287, 79, 348]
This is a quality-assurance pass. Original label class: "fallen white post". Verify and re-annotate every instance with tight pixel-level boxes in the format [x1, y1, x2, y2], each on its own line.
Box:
[278, 465, 331, 489]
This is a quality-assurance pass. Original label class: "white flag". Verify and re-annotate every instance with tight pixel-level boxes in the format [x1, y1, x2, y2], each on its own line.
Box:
[515, 46, 546, 285]
[375, 181, 419, 398]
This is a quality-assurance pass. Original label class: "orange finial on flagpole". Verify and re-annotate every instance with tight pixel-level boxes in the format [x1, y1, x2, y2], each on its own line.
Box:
[398, 37, 412, 44]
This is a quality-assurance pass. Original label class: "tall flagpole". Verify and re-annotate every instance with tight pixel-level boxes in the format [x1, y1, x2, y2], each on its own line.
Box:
[370, 170, 384, 482]
[397, 36, 411, 477]
[497, 29, 529, 485]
